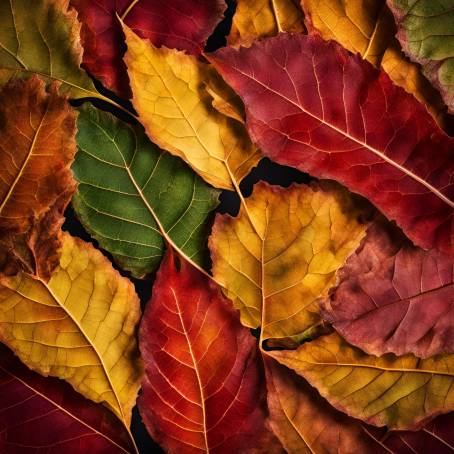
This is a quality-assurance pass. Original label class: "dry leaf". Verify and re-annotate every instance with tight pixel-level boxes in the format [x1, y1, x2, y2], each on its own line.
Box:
[123, 24, 260, 190]
[0, 233, 143, 426]
[209, 181, 368, 343]
[0, 76, 76, 279]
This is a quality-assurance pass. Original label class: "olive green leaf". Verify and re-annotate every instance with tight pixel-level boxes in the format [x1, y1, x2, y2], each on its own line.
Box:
[0, 0, 106, 101]
[388, 0, 454, 113]
[72, 105, 220, 278]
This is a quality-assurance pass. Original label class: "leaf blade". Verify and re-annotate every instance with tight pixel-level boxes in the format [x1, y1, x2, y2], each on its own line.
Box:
[138, 251, 280, 453]
[0, 0, 100, 100]
[72, 105, 220, 278]
[0, 343, 136, 453]
[0, 233, 143, 426]
[270, 332, 454, 430]
[0, 76, 76, 279]
[209, 181, 368, 342]
[209, 33, 454, 253]
[123, 24, 260, 190]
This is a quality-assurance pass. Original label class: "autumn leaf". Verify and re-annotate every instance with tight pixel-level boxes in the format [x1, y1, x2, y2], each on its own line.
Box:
[270, 332, 454, 430]
[138, 250, 280, 453]
[0, 0, 105, 101]
[228, 0, 304, 47]
[322, 221, 454, 358]
[0, 343, 136, 453]
[388, 0, 454, 113]
[266, 357, 454, 453]
[72, 105, 220, 278]
[265, 357, 385, 453]
[209, 33, 454, 254]
[301, 0, 448, 126]
[0, 232, 143, 427]
[209, 181, 368, 343]
[0, 76, 76, 280]
[204, 70, 246, 123]
[71, 0, 226, 98]
[123, 24, 260, 191]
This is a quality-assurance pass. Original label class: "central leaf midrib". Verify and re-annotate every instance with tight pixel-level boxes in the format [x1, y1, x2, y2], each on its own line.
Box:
[0, 365, 131, 453]
[38, 277, 126, 424]
[0, 98, 47, 213]
[232, 65, 454, 209]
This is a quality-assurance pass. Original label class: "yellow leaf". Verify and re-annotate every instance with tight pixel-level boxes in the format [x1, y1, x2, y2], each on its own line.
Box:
[301, 0, 448, 127]
[209, 181, 368, 343]
[123, 24, 260, 190]
[205, 69, 246, 124]
[0, 232, 142, 426]
[229, 0, 305, 47]
[270, 332, 454, 430]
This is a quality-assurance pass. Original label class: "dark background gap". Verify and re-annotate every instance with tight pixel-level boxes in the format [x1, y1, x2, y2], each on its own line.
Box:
[63, 1, 311, 451]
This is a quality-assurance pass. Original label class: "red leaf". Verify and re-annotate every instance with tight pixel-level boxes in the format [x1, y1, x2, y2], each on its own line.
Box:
[209, 33, 454, 254]
[0, 343, 135, 453]
[71, 0, 226, 98]
[322, 221, 454, 358]
[138, 251, 280, 453]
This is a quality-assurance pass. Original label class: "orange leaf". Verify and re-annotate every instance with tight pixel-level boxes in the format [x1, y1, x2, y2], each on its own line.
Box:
[138, 251, 281, 453]
[0, 76, 77, 279]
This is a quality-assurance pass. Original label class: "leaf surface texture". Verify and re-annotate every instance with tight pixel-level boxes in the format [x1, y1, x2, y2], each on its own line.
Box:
[72, 105, 220, 278]
[209, 181, 368, 342]
[0, 76, 76, 279]
[0, 0, 100, 99]
[210, 33, 454, 253]
[0, 233, 143, 426]
[271, 332, 454, 430]
[323, 222, 454, 358]
[388, 0, 454, 113]
[301, 0, 448, 126]
[229, 0, 304, 47]
[138, 251, 279, 453]
[0, 343, 136, 453]
[71, 0, 226, 97]
[123, 25, 260, 190]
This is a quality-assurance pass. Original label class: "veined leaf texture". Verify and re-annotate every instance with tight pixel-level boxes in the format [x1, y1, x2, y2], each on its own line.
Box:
[71, 0, 226, 98]
[72, 105, 220, 278]
[1, 1, 454, 453]
[0, 343, 136, 453]
[210, 33, 454, 254]
[0, 76, 76, 280]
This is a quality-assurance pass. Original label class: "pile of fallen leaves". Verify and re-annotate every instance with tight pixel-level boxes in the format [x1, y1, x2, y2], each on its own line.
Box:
[0, 0, 453, 452]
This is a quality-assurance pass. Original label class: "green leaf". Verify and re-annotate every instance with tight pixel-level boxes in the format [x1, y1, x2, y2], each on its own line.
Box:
[388, 0, 454, 113]
[0, 0, 101, 100]
[72, 105, 220, 278]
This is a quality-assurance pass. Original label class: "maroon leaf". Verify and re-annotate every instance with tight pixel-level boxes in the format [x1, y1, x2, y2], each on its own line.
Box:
[138, 251, 280, 453]
[321, 221, 454, 358]
[208, 33, 454, 254]
[0, 343, 135, 453]
[71, 0, 226, 98]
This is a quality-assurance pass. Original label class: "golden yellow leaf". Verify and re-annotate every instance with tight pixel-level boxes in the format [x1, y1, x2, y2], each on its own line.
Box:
[229, 0, 305, 47]
[270, 332, 454, 430]
[205, 69, 245, 124]
[0, 232, 142, 426]
[209, 181, 368, 343]
[301, 0, 448, 127]
[123, 24, 260, 191]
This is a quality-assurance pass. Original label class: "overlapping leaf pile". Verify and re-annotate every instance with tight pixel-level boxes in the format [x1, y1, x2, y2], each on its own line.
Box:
[0, 0, 453, 453]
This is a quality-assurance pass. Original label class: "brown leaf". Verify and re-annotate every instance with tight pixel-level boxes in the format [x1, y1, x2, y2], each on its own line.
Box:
[0, 76, 77, 279]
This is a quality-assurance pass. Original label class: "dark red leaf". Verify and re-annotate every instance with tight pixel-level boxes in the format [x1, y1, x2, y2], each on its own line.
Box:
[0, 343, 135, 454]
[71, 0, 226, 98]
[209, 33, 454, 254]
[322, 221, 454, 358]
